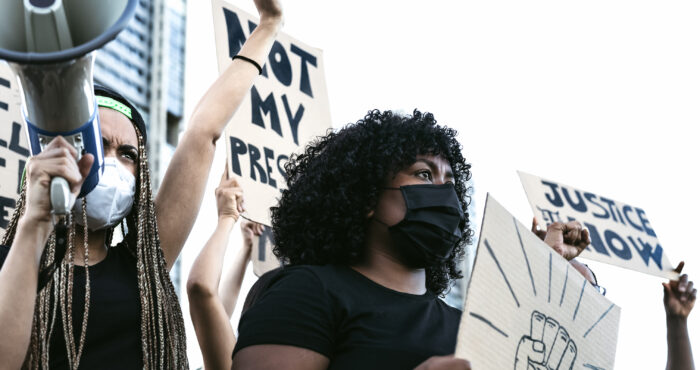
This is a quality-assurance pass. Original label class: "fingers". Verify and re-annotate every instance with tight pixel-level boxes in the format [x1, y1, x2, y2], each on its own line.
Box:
[530, 311, 546, 341]
[563, 221, 589, 247]
[255, 223, 265, 236]
[678, 274, 689, 293]
[674, 261, 685, 274]
[220, 162, 229, 184]
[542, 318, 560, 361]
[515, 337, 545, 370]
[546, 327, 569, 369]
[559, 341, 577, 370]
[684, 281, 694, 303]
[43, 135, 78, 159]
[76, 153, 95, 190]
[36, 157, 83, 188]
[531, 218, 546, 241]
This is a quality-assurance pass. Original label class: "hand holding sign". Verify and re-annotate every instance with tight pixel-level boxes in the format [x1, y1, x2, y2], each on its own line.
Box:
[519, 171, 677, 279]
[254, 0, 283, 22]
[215, 166, 245, 221]
[663, 262, 696, 319]
[515, 311, 577, 370]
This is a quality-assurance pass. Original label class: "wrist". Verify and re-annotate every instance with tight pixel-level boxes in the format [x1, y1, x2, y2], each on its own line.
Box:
[666, 314, 689, 325]
[258, 16, 284, 33]
[16, 216, 52, 262]
[217, 215, 237, 228]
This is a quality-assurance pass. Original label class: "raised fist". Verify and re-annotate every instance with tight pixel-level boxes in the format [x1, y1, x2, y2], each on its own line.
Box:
[514, 311, 577, 370]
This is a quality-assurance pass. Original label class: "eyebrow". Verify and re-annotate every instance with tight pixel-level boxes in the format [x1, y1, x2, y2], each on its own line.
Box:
[119, 144, 138, 153]
[103, 137, 138, 153]
[415, 158, 454, 179]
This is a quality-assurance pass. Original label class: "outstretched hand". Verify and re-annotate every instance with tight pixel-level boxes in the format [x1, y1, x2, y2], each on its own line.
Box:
[663, 262, 696, 319]
[532, 218, 590, 261]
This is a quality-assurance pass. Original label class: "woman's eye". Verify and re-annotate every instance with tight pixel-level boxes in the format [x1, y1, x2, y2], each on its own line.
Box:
[416, 170, 432, 181]
[121, 152, 137, 162]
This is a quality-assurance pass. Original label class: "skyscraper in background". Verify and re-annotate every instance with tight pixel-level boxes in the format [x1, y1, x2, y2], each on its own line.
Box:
[93, 0, 188, 292]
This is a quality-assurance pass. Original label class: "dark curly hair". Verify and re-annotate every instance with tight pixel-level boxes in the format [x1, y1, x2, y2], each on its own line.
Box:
[271, 109, 473, 295]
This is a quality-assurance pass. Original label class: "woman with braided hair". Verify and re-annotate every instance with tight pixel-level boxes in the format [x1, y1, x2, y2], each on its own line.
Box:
[0, 0, 284, 368]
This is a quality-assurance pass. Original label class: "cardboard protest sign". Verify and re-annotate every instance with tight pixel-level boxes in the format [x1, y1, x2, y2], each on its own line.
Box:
[0, 63, 29, 234]
[455, 195, 620, 370]
[212, 0, 332, 226]
[251, 224, 282, 277]
[518, 171, 676, 279]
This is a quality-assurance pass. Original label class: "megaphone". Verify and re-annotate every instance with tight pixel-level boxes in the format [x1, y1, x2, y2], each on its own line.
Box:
[0, 0, 137, 217]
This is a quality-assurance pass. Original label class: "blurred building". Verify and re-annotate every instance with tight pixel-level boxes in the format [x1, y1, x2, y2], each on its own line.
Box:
[94, 0, 187, 291]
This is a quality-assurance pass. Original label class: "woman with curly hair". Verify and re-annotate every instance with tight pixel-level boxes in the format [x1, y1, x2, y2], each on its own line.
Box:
[231, 109, 592, 370]
[230, 109, 470, 369]
[0, 0, 283, 368]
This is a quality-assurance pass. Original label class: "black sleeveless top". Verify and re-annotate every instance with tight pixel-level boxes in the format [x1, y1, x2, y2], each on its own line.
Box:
[0, 242, 142, 369]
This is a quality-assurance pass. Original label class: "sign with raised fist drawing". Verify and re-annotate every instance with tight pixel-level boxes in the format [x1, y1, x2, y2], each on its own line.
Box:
[455, 195, 620, 370]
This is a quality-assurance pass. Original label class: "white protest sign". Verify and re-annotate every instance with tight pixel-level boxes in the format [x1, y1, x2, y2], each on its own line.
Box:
[212, 0, 332, 226]
[518, 171, 676, 279]
[456, 195, 620, 370]
[0, 63, 29, 234]
[251, 224, 281, 277]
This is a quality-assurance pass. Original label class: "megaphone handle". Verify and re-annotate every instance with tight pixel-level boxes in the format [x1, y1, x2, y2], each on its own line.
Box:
[50, 176, 74, 216]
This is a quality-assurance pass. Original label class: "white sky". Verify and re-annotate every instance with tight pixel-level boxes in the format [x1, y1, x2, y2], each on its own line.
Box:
[181, 1, 700, 368]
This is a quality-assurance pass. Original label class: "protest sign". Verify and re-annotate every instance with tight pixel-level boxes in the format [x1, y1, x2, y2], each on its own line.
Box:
[211, 0, 332, 226]
[251, 224, 281, 277]
[455, 195, 620, 370]
[518, 171, 676, 279]
[0, 63, 29, 234]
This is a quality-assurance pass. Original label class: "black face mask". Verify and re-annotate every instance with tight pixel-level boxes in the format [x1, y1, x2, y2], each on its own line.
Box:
[377, 183, 464, 269]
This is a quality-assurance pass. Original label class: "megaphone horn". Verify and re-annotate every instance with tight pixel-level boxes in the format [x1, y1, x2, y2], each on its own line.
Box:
[0, 0, 138, 217]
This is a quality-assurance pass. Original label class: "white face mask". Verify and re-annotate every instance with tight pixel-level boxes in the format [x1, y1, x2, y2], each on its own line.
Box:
[74, 157, 136, 231]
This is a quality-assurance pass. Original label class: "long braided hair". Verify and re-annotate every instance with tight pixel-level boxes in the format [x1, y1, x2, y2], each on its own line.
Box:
[1, 86, 188, 369]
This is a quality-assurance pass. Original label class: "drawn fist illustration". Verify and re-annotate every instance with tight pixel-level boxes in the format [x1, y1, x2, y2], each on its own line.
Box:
[514, 311, 577, 370]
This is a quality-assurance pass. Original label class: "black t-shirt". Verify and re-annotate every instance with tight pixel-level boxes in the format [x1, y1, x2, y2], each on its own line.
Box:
[233, 264, 462, 370]
[0, 242, 142, 369]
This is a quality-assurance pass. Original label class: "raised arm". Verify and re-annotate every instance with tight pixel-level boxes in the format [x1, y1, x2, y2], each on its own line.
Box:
[220, 221, 262, 317]
[187, 169, 244, 370]
[664, 262, 696, 370]
[0, 138, 93, 368]
[531, 218, 596, 284]
[155, 0, 283, 269]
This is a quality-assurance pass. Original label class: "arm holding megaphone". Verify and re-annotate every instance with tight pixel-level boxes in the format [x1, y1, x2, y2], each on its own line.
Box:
[0, 136, 92, 368]
[155, 0, 284, 271]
